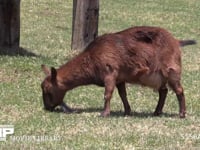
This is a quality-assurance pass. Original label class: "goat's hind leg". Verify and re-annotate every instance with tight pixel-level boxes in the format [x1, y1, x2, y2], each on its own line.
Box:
[154, 85, 168, 116]
[168, 69, 186, 118]
[169, 82, 186, 118]
[117, 82, 131, 116]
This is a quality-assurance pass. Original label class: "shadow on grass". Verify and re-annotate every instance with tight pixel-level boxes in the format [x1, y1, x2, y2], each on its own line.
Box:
[0, 46, 38, 57]
[111, 111, 177, 118]
[55, 106, 178, 118]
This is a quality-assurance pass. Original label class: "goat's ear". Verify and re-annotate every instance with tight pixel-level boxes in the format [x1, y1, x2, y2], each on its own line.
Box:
[41, 64, 50, 76]
[51, 67, 57, 82]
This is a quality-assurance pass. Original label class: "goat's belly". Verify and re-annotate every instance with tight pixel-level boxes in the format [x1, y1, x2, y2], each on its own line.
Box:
[138, 72, 163, 90]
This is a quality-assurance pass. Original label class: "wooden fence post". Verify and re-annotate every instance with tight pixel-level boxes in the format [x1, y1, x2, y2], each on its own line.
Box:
[0, 0, 20, 48]
[71, 0, 99, 51]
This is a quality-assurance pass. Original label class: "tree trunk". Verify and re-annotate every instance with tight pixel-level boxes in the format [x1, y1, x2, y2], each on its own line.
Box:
[71, 0, 99, 51]
[0, 0, 20, 48]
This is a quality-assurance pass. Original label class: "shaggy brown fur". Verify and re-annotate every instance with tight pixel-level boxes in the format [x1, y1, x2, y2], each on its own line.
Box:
[41, 26, 196, 118]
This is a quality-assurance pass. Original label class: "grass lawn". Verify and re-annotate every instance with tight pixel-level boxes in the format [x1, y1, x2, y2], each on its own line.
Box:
[0, 0, 200, 149]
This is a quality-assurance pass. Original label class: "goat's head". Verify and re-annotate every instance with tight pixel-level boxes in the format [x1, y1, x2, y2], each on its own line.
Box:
[41, 65, 66, 112]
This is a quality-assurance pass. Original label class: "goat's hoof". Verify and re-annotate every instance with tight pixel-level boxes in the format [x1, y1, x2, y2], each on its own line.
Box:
[124, 110, 131, 116]
[179, 112, 186, 118]
[100, 111, 110, 117]
[153, 111, 162, 116]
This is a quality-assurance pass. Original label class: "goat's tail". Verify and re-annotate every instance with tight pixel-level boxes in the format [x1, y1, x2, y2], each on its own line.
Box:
[179, 40, 196, 47]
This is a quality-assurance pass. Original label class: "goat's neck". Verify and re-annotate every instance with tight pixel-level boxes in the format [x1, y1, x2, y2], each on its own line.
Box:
[57, 53, 96, 91]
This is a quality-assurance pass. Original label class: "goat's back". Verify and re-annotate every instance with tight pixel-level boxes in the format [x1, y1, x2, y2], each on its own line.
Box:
[85, 26, 181, 89]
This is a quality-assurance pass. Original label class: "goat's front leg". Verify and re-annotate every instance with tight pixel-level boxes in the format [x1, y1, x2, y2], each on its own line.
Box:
[101, 76, 115, 117]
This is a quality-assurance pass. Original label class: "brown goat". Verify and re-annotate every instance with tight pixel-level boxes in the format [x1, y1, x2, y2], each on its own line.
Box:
[41, 26, 196, 118]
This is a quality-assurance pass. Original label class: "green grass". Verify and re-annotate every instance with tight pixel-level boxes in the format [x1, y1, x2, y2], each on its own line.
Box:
[0, 0, 200, 149]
